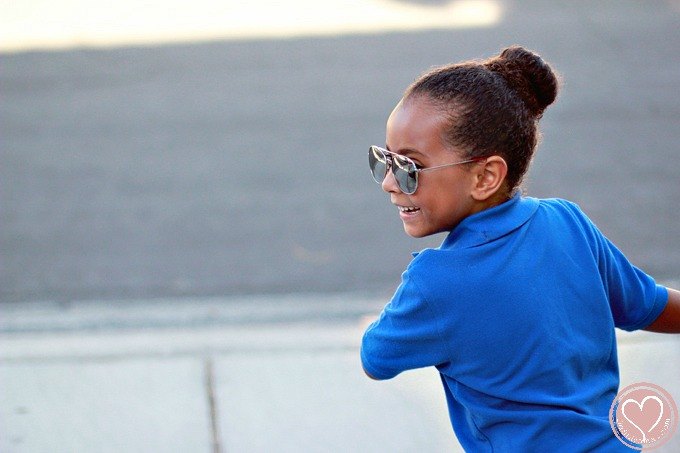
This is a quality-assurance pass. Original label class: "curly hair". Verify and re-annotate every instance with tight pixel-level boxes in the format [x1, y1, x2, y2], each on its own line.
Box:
[404, 46, 560, 191]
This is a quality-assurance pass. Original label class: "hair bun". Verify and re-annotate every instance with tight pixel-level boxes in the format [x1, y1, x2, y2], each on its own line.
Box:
[486, 46, 559, 118]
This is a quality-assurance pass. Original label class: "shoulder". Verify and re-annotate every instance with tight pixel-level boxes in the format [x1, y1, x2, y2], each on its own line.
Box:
[401, 251, 447, 293]
[535, 197, 584, 216]
[403, 245, 478, 305]
[531, 198, 614, 263]
[533, 197, 598, 232]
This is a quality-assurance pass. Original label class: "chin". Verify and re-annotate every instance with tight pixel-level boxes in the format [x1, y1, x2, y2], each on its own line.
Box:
[403, 220, 454, 238]
[403, 225, 432, 238]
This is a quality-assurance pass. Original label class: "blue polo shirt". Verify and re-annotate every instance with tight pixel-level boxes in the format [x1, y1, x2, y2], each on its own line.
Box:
[361, 194, 668, 452]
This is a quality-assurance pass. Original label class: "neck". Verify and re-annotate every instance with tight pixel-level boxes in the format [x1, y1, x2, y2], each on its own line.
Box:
[470, 188, 514, 216]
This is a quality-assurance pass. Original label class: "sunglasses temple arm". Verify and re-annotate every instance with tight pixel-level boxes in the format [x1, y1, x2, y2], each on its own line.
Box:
[418, 158, 481, 172]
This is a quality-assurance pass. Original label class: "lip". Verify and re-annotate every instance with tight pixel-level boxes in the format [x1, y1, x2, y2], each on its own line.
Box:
[395, 204, 421, 221]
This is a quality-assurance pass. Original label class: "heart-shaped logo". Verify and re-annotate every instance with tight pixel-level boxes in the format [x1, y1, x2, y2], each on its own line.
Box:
[609, 382, 678, 450]
[621, 396, 663, 442]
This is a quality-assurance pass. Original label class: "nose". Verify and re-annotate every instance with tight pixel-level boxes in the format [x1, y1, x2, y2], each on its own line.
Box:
[381, 168, 401, 194]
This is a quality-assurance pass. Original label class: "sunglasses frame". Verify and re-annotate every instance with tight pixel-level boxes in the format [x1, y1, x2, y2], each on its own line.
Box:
[369, 145, 483, 195]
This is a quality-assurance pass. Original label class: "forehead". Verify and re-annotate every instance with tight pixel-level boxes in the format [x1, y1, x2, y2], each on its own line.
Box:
[386, 97, 450, 156]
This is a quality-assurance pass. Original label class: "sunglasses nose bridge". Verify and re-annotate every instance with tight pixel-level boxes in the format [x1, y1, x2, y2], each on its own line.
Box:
[383, 152, 393, 170]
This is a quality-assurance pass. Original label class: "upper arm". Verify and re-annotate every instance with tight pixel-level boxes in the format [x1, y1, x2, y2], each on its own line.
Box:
[360, 271, 449, 380]
[644, 287, 680, 333]
[574, 206, 667, 331]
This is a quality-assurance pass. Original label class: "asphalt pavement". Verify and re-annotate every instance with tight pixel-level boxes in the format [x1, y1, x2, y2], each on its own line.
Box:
[2, 0, 679, 302]
[1, 0, 680, 451]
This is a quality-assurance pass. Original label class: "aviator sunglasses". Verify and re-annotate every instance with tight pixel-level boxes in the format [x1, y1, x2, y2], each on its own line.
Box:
[368, 145, 482, 195]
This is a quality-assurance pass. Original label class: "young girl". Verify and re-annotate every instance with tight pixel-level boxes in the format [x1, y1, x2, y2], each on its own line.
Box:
[360, 46, 680, 451]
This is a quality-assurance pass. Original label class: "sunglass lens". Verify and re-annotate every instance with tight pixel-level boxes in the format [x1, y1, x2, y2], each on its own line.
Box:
[369, 147, 387, 184]
[392, 155, 418, 194]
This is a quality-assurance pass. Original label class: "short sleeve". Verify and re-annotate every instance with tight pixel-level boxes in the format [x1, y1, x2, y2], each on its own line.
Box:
[594, 232, 668, 331]
[567, 203, 669, 331]
[361, 270, 448, 380]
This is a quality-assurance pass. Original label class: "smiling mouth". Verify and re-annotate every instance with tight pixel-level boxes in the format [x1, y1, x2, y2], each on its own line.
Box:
[398, 205, 420, 214]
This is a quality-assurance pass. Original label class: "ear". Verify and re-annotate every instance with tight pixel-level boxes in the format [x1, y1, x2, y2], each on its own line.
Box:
[471, 155, 508, 201]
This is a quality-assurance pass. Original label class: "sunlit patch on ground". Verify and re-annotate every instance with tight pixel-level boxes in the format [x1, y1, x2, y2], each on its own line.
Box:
[0, 0, 502, 53]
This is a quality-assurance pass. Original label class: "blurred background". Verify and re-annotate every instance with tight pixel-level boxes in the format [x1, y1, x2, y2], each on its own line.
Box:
[2, 0, 679, 303]
[1, 1, 679, 452]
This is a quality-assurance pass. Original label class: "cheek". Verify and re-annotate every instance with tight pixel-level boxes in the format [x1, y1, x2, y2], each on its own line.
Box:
[418, 182, 454, 208]
[418, 182, 468, 217]
[412, 193, 448, 225]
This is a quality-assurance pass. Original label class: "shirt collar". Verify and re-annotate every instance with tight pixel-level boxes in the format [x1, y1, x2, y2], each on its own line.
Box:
[441, 193, 539, 249]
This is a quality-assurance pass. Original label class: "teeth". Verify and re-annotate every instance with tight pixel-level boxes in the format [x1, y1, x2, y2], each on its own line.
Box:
[399, 206, 420, 213]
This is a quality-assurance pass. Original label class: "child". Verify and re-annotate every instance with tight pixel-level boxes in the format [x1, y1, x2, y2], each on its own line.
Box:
[360, 46, 679, 451]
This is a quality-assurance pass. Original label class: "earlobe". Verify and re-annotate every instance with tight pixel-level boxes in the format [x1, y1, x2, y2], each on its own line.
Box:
[472, 156, 508, 201]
